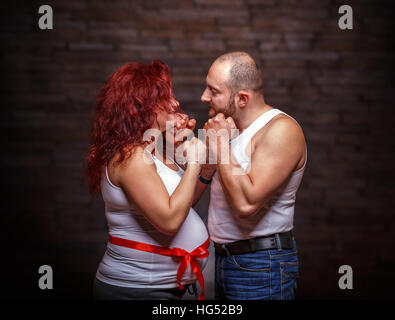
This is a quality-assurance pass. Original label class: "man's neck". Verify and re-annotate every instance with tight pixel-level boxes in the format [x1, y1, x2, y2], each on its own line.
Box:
[234, 102, 274, 133]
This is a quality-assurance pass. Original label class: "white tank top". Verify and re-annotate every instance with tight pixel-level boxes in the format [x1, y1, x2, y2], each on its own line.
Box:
[96, 153, 209, 288]
[208, 108, 307, 244]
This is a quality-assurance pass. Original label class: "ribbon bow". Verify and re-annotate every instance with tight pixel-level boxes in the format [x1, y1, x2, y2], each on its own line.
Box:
[170, 240, 210, 300]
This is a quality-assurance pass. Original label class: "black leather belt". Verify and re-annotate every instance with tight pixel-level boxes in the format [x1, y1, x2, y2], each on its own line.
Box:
[214, 231, 294, 257]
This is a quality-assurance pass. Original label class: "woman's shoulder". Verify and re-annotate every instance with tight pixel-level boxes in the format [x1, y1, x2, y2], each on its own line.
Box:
[111, 146, 153, 166]
[109, 146, 156, 184]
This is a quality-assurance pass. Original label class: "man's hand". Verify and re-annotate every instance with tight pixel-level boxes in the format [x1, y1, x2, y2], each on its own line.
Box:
[203, 113, 237, 138]
[203, 113, 237, 165]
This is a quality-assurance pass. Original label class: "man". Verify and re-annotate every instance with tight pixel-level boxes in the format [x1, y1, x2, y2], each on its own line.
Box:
[201, 52, 307, 300]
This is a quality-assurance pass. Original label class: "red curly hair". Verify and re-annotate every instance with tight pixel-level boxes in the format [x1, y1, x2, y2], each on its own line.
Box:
[86, 60, 181, 194]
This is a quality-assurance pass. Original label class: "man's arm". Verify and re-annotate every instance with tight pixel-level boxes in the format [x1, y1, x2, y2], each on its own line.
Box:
[216, 117, 305, 217]
[192, 165, 216, 206]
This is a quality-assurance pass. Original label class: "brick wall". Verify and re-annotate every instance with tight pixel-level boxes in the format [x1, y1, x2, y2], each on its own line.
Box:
[1, 0, 394, 299]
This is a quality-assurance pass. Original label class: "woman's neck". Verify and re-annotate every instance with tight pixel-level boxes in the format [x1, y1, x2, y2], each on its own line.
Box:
[153, 134, 172, 164]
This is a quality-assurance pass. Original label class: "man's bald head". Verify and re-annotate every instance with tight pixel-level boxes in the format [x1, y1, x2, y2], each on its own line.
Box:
[214, 52, 264, 96]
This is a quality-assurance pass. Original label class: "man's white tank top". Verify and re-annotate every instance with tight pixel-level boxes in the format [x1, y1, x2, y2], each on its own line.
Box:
[208, 108, 307, 244]
[96, 153, 209, 288]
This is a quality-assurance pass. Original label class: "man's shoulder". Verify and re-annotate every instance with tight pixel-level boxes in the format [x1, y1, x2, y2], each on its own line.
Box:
[253, 112, 304, 145]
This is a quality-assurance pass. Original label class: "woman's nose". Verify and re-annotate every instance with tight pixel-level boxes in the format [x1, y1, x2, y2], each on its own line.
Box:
[169, 99, 180, 112]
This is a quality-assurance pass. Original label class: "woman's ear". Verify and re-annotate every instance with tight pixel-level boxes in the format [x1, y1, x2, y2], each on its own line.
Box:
[236, 90, 250, 109]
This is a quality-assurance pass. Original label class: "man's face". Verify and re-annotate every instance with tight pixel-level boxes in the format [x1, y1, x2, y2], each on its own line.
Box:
[201, 61, 236, 118]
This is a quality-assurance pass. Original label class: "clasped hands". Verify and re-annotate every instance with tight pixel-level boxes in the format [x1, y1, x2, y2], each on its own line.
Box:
[174, 112, 236, 176]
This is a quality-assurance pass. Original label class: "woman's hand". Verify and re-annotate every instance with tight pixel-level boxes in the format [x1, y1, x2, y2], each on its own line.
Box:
[183, 137, 206, 165]
[175, 112, 196, 131]
[174, 113, 196, 147]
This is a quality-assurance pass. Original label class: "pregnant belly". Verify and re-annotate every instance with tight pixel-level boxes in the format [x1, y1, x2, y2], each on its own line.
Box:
[170, 208, 209, 252]
[101, 208, 209, 287]
[110, 207, 209, 253]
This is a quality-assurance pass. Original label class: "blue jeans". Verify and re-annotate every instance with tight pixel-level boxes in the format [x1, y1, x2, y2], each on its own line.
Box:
[215, 239, 299, 300]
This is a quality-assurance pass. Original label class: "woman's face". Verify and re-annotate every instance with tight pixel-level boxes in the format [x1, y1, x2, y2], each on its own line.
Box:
[154, 96, 180, 133]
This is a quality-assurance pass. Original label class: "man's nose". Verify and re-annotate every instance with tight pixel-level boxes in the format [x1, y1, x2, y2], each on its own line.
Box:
[201, 88, 210, 103]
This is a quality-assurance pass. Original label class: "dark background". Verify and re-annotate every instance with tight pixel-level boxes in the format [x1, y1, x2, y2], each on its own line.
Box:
[1, 0, 394, 300]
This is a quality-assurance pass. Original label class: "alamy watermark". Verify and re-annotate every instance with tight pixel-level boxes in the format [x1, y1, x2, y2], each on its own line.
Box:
[38, 5, 53, 30]
[338, 5, 353, 30]
[338, 265, 353, 290]
[38, 265, 53, 290]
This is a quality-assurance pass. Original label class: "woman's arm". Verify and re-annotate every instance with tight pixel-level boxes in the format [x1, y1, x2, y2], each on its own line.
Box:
[117, 140, 204, 236]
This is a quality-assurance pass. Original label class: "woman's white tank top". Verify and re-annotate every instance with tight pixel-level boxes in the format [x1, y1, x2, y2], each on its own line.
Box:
[96, 153, 209, 288]
[208, 108, 307, 244]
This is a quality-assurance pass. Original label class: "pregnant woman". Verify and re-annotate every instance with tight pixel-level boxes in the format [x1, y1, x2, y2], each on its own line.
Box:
[86, 60, 213, 300]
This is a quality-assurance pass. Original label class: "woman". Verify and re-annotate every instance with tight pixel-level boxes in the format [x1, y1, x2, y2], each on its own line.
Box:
[86, 60, 215, 300]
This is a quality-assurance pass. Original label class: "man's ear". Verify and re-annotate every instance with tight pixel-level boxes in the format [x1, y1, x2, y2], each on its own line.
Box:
[236, 90, 249, 108]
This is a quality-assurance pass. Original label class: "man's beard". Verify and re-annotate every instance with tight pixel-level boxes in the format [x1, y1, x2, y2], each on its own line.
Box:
[208, 92, 236, 118]
[222, 92, 236, 117]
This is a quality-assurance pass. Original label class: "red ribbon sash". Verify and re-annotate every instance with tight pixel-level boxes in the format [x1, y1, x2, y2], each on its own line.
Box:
[109, 235, 210, 300]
